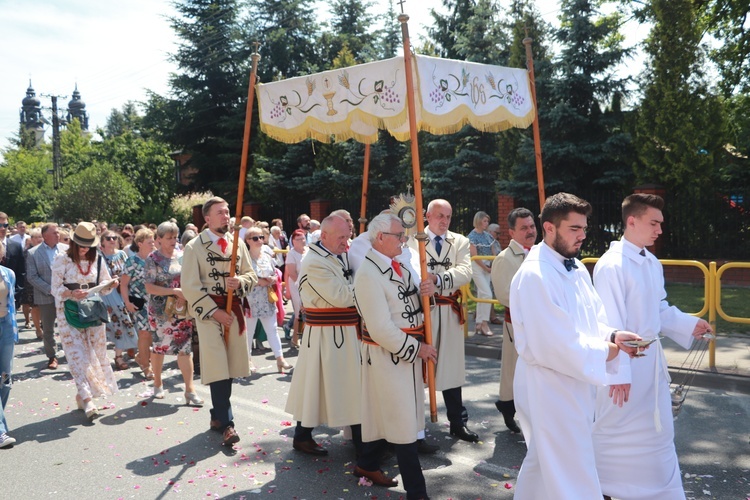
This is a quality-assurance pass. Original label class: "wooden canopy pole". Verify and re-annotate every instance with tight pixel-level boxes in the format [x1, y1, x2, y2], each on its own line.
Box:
[523, 34, 546, 212]
[399, 12, 438, 423]
[359, 143, 371, 234]
[224, 45, 261, 347]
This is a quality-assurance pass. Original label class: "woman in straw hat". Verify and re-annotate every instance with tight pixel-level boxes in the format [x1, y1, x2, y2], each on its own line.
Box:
[51, 222, 119, 421]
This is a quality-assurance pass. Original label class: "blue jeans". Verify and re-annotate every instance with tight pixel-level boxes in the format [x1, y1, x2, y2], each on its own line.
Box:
[0, 314, 15, 435]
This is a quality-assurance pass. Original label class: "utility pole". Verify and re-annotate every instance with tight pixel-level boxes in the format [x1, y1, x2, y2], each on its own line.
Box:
[42, 94, 66, 189]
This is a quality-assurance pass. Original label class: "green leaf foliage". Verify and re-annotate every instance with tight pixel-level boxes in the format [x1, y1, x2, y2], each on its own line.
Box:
[54, 163, 140, 222]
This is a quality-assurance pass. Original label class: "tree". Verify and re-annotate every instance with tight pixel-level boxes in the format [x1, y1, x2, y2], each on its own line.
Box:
[0, 146, 54, 221]
[103, 101, 143, 138]
[143, 0, 250, 197]
[704, 0, 750, 95]
[533, 0, 632, 194]
[634, 0, 725, 192]
[54, 163, 140, 222]
[318, 0, 378, 64]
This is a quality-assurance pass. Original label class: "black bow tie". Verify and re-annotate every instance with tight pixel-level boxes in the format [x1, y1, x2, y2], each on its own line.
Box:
[639, 249, 646, 257]
[563, 258, 578, 272]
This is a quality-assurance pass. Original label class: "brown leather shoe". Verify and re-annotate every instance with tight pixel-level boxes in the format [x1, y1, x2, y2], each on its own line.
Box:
[209, 419, 223, 432]
[353, 466, 398, 487]
[221, 426, 240, 446]
[293, 438, 328, 456]
[47, 358, 58, 370]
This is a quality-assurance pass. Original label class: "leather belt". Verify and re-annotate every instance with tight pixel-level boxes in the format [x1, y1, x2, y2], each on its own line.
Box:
[64, 283, 96, 290]
[434, 290, 465, 325]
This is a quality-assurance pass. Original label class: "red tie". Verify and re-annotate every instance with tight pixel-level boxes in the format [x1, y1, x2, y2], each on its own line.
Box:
[218, 238, 228, 253]
[391, 259, 402, 277]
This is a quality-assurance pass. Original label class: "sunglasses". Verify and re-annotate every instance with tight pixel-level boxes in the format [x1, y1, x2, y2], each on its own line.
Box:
[248, 235, 265, 242]
[0, 223, 9, 228]
[103, 236, 118, 241]
[61, 238, 70, 242]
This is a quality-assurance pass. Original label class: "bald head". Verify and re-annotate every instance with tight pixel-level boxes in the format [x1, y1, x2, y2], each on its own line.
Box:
[320, 215, 350, 255]
[425, 199, 453, 236]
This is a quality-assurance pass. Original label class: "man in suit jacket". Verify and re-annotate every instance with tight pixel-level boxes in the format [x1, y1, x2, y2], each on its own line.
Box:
[490, 207, 537, 433]
[0, 212, 25, 310]
[26, 223, 68, 369]
[407, 199, 477, 442]
[182, 197, 257, 448]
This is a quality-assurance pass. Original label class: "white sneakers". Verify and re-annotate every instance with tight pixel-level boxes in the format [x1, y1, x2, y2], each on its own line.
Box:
[0, 433, 17, 448]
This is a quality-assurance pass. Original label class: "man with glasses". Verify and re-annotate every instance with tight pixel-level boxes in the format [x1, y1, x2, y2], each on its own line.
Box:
[285, 214, 361, 457]
[508, 192, 641, 499]
[26, 223, 67, 369]
[407, 199, 478, 442]
[0, 213, 25, 312]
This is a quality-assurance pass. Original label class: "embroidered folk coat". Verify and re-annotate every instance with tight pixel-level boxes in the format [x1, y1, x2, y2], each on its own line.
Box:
[408, 229, 472, 391]
[354, 249, 425, 444]
[284, 243, 361, 428]
[181, 230, 257, 385]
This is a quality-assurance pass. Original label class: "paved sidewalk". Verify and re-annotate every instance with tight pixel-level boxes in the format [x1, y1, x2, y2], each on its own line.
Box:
[465, 322, 750, 394]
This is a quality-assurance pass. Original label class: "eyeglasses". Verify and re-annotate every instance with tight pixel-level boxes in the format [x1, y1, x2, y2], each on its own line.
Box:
[0, 223, 9, 228]
[248, 236, 265, 242]
[382, 231, 408, 241]
[103, 236, 118, 241]
[61, 238, 70, 242]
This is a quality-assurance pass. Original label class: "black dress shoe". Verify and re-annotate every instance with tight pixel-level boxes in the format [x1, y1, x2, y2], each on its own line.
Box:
[417, 438, 440, 454]
[293, 438, 328, 456]
[450, 425, 479, 443]
[495, 400, 522, 433]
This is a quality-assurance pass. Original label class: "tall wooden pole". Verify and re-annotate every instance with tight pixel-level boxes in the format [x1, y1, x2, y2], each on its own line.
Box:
[225, 45, 261, 347]
[523, 35, 546, 212]
[399, 13, 438, 423]
[359, 143, 371, 234]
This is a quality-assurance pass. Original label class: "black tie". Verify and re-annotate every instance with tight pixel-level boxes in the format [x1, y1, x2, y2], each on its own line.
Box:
[434, 235, 442, 255]
[563, 258, 578, 271]
[639, 249, 646, 257]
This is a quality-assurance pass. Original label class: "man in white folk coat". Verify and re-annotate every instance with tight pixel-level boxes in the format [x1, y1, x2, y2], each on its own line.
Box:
[285, 215, 361, 456]
[592, 193, 712, 500]
[490, 207, 537, 433]
[407, 199, 478, 442]
[182, 197, 257, 448]
[509, 192, 641, 499]
[354, 213, 437, 498]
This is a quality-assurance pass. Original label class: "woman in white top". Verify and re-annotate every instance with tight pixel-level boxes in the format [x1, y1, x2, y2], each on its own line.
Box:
[284, 229, 307, 349]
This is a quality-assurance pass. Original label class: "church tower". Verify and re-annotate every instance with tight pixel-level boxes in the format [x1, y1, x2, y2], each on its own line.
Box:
[19, 80, 45, 146]
[66, 84, 89, 130]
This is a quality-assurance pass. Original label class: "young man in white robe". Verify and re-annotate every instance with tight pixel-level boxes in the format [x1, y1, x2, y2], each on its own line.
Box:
[509, 192, 641, 499]
[592, 193, 712, 500]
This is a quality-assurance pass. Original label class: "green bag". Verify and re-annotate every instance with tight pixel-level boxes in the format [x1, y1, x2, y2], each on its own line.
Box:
[64, 296, 110, 329]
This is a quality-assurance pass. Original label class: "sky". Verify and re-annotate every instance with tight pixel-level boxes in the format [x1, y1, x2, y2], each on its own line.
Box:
[0, 0, 645, 158]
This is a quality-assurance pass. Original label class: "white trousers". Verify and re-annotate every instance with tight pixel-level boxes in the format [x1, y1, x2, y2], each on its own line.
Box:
[245, 314, 282, 358]
[472, 262, 493, 323]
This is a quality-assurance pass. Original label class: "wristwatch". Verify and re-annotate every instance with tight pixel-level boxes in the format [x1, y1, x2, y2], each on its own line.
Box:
[610, 330, 619, 343]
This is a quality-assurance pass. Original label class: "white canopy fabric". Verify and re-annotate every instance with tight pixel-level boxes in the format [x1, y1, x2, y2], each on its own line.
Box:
[258, 54, 534, 144]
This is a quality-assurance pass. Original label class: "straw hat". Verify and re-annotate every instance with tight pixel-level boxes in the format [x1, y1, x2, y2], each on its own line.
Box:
[72, 222, 100, 248]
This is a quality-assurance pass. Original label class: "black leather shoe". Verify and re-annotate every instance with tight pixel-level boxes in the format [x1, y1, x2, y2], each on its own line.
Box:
[417, 438, 440, 454]
[450, 425, 479, 443]
[293, 438, 328, 456]
[495, 400, 522, 433]
[221, 426, 240, 446]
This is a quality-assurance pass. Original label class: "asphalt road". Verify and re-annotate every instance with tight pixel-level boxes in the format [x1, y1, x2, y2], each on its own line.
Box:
[1, 325, 748, 499]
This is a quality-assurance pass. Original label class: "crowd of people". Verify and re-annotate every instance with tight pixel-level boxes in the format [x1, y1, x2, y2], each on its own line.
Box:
[0, 192, 711, 499]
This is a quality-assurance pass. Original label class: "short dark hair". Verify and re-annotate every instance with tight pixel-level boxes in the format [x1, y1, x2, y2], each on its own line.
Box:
[508, 207, 534, 230]
[41, 222, 58, 235]
[622, 193, 664, 225]
[540, 193, 592, 228]
[202, 196, 228, 217]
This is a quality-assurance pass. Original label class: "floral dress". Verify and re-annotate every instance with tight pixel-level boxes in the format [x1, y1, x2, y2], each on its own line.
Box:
[246, 252, 277, 319]
[51, 254, 118, 400]
[144, 250, 194, 355]
[123, 253, 149, 331]
[101, 250, 138, 350]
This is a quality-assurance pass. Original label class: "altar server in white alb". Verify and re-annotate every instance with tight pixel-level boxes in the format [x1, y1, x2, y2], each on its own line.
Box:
[592, 193, 712, 500]
[509, 192, 641, 499]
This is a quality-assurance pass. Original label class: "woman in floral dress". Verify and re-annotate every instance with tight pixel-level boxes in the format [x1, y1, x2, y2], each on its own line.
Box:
[144, 221, 203, 406]
[100, 230, 139, 369]
[51, 222, 118, 421]
[244, 227, 292, 374]
[120, 228, 156, 380]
